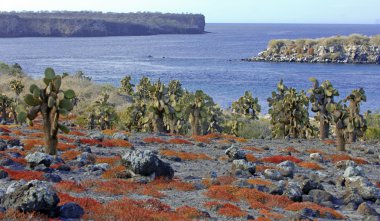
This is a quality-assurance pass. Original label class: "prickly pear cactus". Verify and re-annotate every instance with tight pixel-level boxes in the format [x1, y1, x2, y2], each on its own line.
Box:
[120, 75, 135, 96]
[135, 76, 152, 100]
[185, 90, 211, 136]
[9, 79, 24, 97]
[91, 92, 118, 130]
[268, 80, 313, 138]
[9, 79, 25, 124]
[308, 78, 339, 139]
[164, 80, 185, 134]
[344, 88, 367, 142]
[16, 68, 75, 155]
[326, 101, 349, 151]
[0, 94, 13, 124]
[232, 91, 261, 120]
[147, 79, 170, 133]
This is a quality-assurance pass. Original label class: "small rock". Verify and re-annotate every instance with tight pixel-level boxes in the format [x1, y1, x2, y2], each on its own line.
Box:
[7, 139, 21, 147]
[59, 202, 84, 219]
[112, 132, 128, 140]
[278, 160, 295, 177]
[86, 163, 110, 172]
[263, 169, 283, 181]
[343, 190, 364, 209]
[3, 180, 59, 214]
[335, 160, 356, 170]
[225, 145, 246, 161]
[269, 180, 286, 195]
[310, 153, 323, 162]
[0, 158, 16, 167]
[232, 159, 256, 175]
[345, 176, 380, 201]
[357, 202, 379, 216]
[25, 152, 53, 169]
[284, 182, 302, 202]
[301, 179, 324, 194]
[57, 164, 71, 172]
[343, 166, 363, 178]
[77, 152, 96, 165]
[366, 149, 374, 155]
[43, 173, 62, 183]
[88, 131, 105, 141]
[122, 149, 174, 179]
[0, 169, 8, 179]
[308, 189, 334, 204]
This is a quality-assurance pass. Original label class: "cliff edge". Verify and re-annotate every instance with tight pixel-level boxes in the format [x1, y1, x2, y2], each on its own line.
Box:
[0, 11, 205, 37]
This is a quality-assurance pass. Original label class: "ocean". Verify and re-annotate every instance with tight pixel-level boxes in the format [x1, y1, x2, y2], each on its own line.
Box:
[0, 23, 379, 112]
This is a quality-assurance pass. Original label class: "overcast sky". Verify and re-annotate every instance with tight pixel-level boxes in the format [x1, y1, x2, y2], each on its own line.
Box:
[2, 0, 379, 24]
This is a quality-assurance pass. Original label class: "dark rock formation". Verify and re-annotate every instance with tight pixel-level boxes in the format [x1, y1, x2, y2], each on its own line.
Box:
[0, 11, 205, 37]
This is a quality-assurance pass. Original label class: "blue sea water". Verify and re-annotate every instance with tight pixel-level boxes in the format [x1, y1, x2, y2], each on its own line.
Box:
[0, 23, 379, 112]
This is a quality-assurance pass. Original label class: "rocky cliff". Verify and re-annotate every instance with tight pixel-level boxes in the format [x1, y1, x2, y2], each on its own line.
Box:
[245, 34, 380, 64]
[0, 12, 205, 37]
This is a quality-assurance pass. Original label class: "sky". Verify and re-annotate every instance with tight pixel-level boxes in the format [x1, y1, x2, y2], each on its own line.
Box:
[1, 0, 379, 24]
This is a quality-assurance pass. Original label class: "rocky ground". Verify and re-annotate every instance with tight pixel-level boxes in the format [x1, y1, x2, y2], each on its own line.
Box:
[0, 122, 379, 220]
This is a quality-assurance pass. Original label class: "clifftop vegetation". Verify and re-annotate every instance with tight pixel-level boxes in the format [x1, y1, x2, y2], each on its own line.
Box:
[0, 11, 206, 37]
[247, 34, 380, 64]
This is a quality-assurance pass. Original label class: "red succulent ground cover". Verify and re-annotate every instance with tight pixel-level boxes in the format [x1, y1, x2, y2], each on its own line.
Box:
[143, 137, 168, 144]
[285, 202, 346, 219]
[102, 139, 133, 148]
[204, 201, 247, 217]
[260, 155, 302, 164]
[167, 138, 194, 145]
[0, 167, 44, 181]
[328, 154, 368, 164]
[298, 161, 324, 170]
[54, 180, 86, 193]
[159, 149, 211, 160]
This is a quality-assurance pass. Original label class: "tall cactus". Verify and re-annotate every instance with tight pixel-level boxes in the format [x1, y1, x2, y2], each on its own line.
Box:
[91, 92, 118, 130]
[186, 90, 210, 136]
[165, 80, 185, 134]
[135, 76, 152, 100]
[0, 94, 12, 124]
[9, 79, 25, 124]
[268, 80, 312, 138]
[344, 88, 367, 142]
[268, 80, 288, 138]
[120, 75, 135, 96]
[232, 91, 261, 120]
[326, 102, 349, 151]
[148, 79, 170, 133]
[308, 78, 339, 139]
[17, 68, 75, 155]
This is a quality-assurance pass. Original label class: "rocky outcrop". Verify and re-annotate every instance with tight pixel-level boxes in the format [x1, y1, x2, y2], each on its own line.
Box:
[0, 12, 205, 37]
[245, 34, 380, 64]
[122, 149, 174, 179]
[2, 180, 59, 214]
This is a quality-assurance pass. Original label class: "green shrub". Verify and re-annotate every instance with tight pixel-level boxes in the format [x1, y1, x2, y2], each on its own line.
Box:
[237, 118, 271, 139]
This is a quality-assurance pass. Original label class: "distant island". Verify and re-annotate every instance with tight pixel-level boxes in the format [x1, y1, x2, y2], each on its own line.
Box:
[244, 34, 380, 64]
[0, 11, 205, 37]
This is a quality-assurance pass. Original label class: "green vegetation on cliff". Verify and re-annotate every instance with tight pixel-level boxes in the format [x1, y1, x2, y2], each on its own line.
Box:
[0, 11, 205, 37]
[248, 34, 380, 64]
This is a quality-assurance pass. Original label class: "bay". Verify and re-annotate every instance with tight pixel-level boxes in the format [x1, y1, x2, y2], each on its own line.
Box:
[0, 23, 379, 112]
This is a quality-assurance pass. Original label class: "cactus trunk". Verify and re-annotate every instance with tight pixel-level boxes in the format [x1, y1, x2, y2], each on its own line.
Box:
[1, 107, 6, 124]
[191, 111, 201, 136]
[319, 117, 329, 139]
[348, 132, 356, 143]
[335, 128, 345, 151]
[41, 103, 59, 155]
[153, 113, 165, 133]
